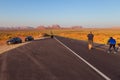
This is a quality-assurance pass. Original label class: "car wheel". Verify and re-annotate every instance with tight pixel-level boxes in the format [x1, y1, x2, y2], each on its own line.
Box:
[26, 39, 28, 41]
[7, 42, 11, 45]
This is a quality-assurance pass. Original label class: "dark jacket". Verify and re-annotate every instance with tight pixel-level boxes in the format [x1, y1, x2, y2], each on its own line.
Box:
[87, 33, 94, 40]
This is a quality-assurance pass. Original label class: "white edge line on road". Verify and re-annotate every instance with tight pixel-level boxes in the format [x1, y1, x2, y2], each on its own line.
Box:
[54, 37, 111, 80]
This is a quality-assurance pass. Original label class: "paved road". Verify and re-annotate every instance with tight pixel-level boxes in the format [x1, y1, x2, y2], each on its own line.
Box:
[56, 36, 120, 80]
[0, 36, 120, 80]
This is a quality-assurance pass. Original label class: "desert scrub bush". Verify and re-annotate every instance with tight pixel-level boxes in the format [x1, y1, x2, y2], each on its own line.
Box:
[42, 33, 50, 37]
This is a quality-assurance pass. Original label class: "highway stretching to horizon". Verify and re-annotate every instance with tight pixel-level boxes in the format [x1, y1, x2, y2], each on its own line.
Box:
[0, 36, 120, 80]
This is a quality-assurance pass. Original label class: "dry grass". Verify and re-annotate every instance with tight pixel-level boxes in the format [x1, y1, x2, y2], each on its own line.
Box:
[0, 29, 51, 45]
[0, 28, 120, 45]
[52, 28, 120, 44]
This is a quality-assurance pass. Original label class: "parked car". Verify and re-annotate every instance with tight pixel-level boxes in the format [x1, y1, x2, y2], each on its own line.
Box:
[25, 36, 34, 42]
[6, 37, 22, 45]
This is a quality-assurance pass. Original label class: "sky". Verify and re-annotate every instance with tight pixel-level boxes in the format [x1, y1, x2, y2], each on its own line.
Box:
[0, 0, 120, 28]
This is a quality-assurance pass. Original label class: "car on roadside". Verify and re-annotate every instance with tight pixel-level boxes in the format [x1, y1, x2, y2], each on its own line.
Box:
[6, 37, 22, 45]
[25, 36, 34, 42]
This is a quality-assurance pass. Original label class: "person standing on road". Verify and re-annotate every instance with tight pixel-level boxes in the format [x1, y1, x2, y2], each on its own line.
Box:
[87, 32, 94, 50]
[107, 37, 117, 53]
[50, 31, 54, 38]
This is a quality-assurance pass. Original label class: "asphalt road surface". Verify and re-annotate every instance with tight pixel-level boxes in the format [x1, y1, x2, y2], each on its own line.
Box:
[0, 36, 120, 80]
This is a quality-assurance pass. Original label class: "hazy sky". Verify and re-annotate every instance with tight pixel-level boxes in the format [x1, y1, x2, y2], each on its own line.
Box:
[0, 0, 120, 28]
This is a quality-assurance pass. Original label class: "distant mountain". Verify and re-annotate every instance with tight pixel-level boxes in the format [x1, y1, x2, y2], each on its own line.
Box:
[0, 25, 83, 30]
[0, 26, 34, 30]
[51, 24, 61, 29]
[36, 24, 61, 30]
[71, 26, 83, 29]
[0, 27, 5, 30]
[110, 26, 120, 29]
[36, 26, 46, 30]
[14, 26, 34, 30]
